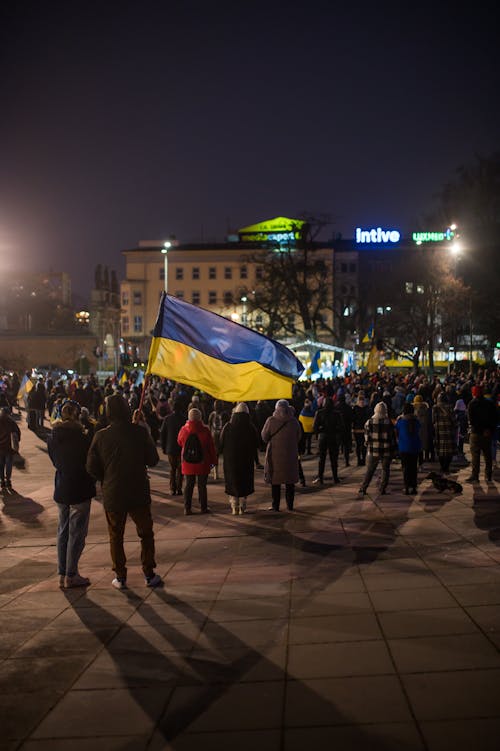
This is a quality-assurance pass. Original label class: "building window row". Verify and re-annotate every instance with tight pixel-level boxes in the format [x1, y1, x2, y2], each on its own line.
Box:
[172, 266, 249, 281]
[174, 291, 236, 306]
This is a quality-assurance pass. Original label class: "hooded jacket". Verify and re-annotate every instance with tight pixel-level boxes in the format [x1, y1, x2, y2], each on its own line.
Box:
[48, 420, 96, 504]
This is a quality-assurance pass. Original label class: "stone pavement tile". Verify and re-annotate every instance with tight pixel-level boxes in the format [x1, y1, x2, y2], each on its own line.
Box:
[291, 573, 365, 596]
[289, 613, 382, 644]
[291, 591, 374, 617]
[284, 675, 413, 726]
[287, 640, 394, 679]
[369, 586, 457, 612]
[1, 690, 62, 741]
[362, 571, 442, 592]
[208, 596, 289, 622]
[198, 618, 288, 649]
[12, 626, 118, 658]
[465, 604, 500, 633]
[21, 738, 149, 751]
[420, 718, 500, 751]
[0, 630, 37, 658]
[4, 590, 85, 612]
[186, 644, 287, 684]
[284, 722, 425, 750]
[379, 607, 479, 638]
[73, 649, 185, 689]
[45, 605, 134, 629]
[448, 582, 500, 606]
[31, 686, 171, 739]
[422, 548, 498, 569]
[71, 588, 145, 609]
[389, 633, 500, 673]
[357, 557, 430, 575]
[0, 609, 61, 631]
[0, 654, 91, 694]
[107, 622, 202, 654]
[160, 582, 222, 601]
[127, 600, 212, 627]
[149, 728, 281, 751]
[432, 565, 500, 586]
[402, 668, 500, 720]
[217, 580, 290, 600]
[158, 681, 284, 733]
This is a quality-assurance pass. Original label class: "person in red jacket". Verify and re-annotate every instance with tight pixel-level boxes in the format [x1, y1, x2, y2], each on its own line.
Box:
[177, 408, 217, 515]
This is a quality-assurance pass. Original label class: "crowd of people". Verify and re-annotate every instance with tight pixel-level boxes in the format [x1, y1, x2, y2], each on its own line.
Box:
[0, 365, 499, 591]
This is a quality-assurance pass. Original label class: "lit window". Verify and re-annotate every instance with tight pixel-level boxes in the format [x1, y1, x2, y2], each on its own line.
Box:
[175, 268, 184, 281]
[224, 267, 232, 280]
[417, 284, 425, 294]
[133, 291, 142, 305]
[192, 267, 200, 280]
[122, 292, 129, 306]
[209, 267, 216, 280]
[133, 315, 142, 332]
[255, 313, 263, 325]
[343, 306, 350, 317]
[122, 316, 129, 333]
[208, 291, 217, 305]
[405, 282, 413, 294]
[240, 265, 248, 279]
[377, 306, 384, 315]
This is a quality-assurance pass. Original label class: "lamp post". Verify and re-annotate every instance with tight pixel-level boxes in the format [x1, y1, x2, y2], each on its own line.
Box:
[161, 241, 172, 293]
[241, 295, 248, 326]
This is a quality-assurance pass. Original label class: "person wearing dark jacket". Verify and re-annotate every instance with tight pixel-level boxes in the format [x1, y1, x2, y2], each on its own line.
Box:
[396, 403, 422, 494]
[0, 407, 21, 492]
[48, 401, 96, 588]
[220, 402, 259, 514]
[467, 385, 497, 482]
[86, 394, 161, 590]
[160, 400, 187, 495]
[312, 397, 345, 484]
[352, 393, 371, 466]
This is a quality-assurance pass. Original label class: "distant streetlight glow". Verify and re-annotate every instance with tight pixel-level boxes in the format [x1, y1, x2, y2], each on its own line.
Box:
[161, 241, 172, 293]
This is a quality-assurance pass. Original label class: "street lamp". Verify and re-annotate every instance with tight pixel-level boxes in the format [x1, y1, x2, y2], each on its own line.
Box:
[161, 241, 172, 293]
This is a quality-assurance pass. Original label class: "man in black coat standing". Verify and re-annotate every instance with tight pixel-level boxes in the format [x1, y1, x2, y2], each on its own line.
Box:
[87, 394, 162, 590]
[467, 385, 497, 483]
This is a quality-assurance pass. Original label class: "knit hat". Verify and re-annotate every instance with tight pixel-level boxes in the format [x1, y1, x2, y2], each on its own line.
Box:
[233, 402, 249, 413]
[471, 386, 483, 398]
[413, 395, 423, 404]
[454, 399, 467, 411]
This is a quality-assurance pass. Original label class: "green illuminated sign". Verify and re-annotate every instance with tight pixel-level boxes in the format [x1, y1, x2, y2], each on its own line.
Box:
[238, 216, 305, 244]
[413, 228, 455, 244]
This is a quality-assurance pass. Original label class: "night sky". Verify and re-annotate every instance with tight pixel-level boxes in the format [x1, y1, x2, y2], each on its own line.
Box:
[1, 1, 498, 299]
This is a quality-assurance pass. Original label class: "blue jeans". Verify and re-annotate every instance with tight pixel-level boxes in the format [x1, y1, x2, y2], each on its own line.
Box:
[0, 453, 13, 482]
[57, 501, 91, 577]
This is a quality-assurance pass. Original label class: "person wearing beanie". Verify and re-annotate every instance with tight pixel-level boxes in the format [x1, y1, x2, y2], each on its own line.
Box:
[466, 386, 497, 482]
[261, 399, 302, 511]
[177, 408, 217, 514]
[220, 402, 259, 515]
[48, 401, 96, 588]
[358, 401, 397, 496]
[86, 394, 162, 589]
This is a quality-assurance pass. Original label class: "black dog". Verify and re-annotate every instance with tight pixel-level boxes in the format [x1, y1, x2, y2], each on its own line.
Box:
[426, 472, 463, 494]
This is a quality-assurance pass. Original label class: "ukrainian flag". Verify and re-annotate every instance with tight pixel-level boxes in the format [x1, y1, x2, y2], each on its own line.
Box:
[17, 374, 33, 400]
[146, 294, 304, 401]
[362, 325, 374, 344]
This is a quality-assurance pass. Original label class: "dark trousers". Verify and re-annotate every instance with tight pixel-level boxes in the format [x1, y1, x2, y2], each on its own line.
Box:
[400, 452, 418, 490]
[105, 506, 156, 580]
[438, 454, 453, 473]
[354, 433, 366, 465]
[167, 453, 182, 494]
[271, 483, 295, 510]
[184, 473, 208, 511]
[318, 438, 340, 481]
[361, 455, 391, 492]
[470, 433, 493, 480]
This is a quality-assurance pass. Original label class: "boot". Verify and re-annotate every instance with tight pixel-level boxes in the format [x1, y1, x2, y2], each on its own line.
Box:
[230, 497, 239, 515]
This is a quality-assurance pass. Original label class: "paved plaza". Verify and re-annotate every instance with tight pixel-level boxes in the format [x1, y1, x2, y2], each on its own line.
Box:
[1, 414, 500, 750]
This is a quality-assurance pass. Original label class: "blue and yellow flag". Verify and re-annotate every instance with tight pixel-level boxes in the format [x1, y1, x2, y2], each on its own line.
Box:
[146, 294, 304, 401]
[310, 350, 321, 375]
[362, 325, 374, 344]
[17, 374, 33, 400]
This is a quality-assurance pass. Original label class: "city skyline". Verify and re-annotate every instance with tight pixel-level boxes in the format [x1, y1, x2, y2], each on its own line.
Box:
[1, 2, 498, 298]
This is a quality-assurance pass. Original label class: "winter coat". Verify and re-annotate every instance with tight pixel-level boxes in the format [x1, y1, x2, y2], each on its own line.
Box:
[261, 406, 301, 485]
[86, 420, 159, 512]
[313, 400, 345, 446]
[47, 420, 96, 504]
[432, 403, 457, 457]
[220, 412, 258, 497]
[0, 414, 21, 455]
[413, 402, 432, 451]
[177, 419, 217, 476]
[352, 404, 371, 432]
[396, 414, 422, 455]
[160, 410, 186, 455]
[468, 397, 497, 436]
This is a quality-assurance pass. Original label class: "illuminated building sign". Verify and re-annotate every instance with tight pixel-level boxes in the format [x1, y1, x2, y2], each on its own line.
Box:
[355, 227, 401, 244]
[412, 227, 456, 244]
[238, 216, 305, 244]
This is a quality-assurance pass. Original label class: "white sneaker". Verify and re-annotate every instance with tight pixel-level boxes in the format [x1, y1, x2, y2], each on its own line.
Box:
[112, 577, 127, 590]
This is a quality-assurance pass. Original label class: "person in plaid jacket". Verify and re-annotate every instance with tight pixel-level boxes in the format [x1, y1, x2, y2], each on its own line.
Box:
[358, 401, 397, 495]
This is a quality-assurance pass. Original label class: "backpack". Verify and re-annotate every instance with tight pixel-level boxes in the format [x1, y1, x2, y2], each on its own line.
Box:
[183, 432, 203, 463]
